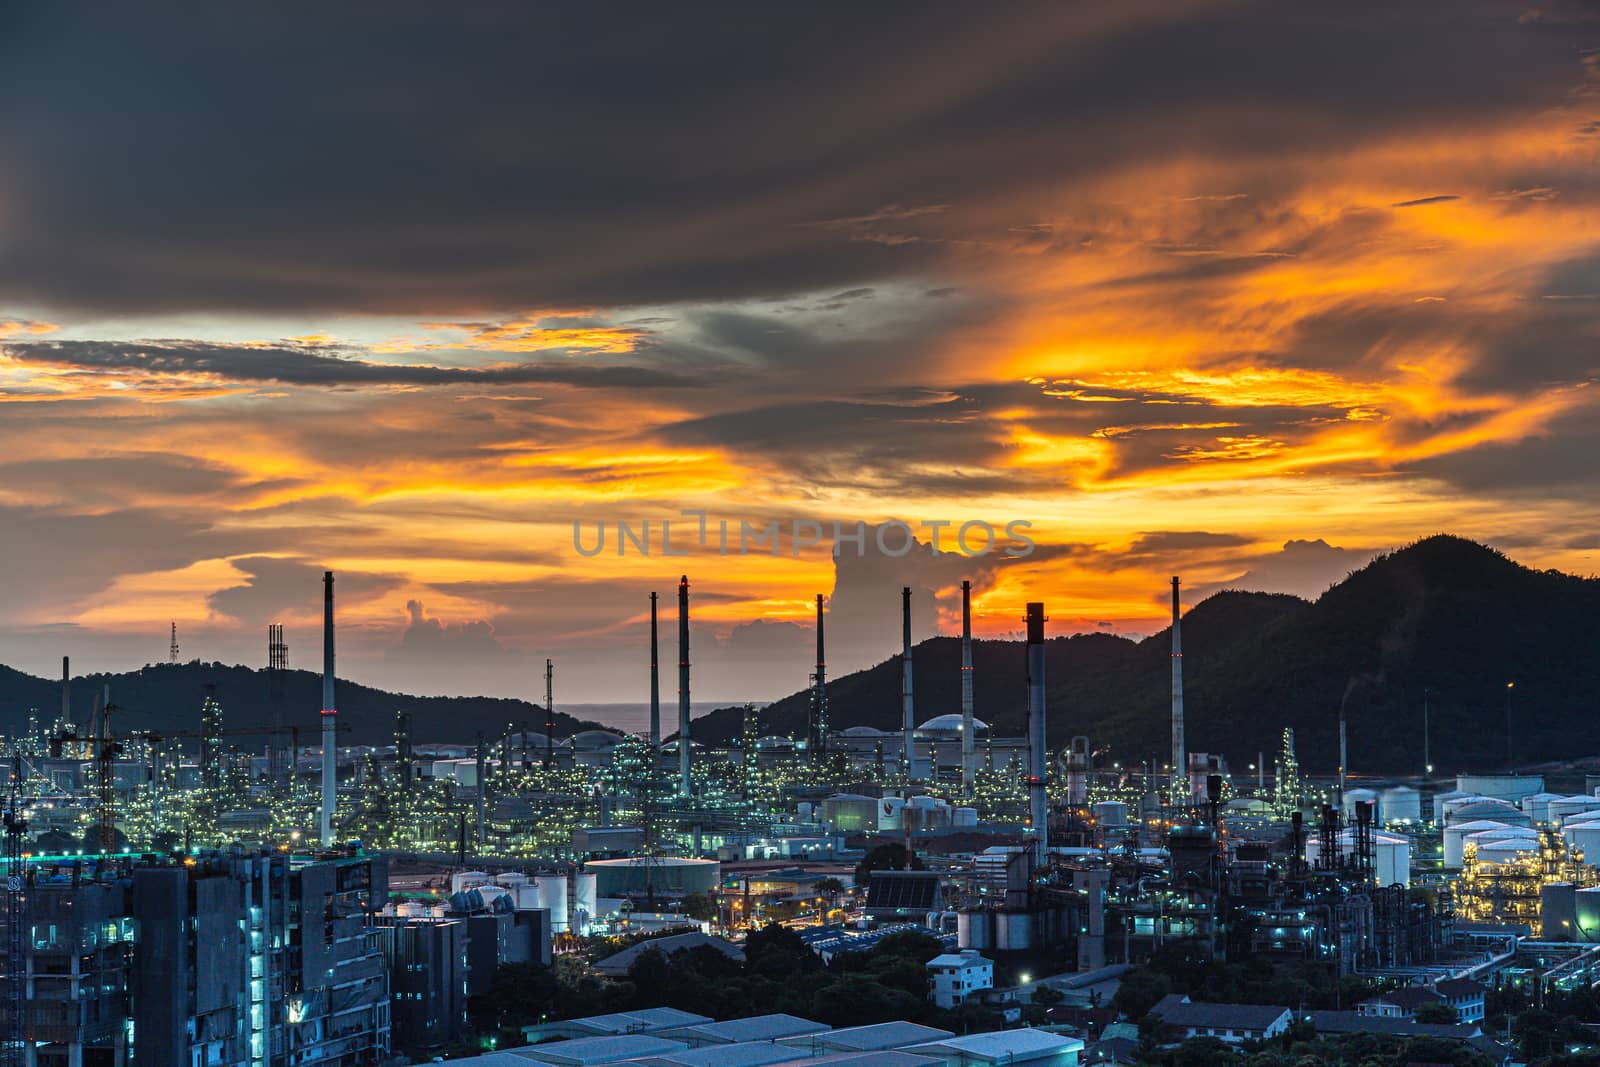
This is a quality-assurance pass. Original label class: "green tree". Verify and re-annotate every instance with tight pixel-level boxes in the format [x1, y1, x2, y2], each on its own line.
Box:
[1411, 1000, 1458, 1024]
[680, 892, 717, 921]
[854, 843, 923, 885]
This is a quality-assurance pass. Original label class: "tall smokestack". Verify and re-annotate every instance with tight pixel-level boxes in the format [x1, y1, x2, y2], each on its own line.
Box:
[901, 587, 918, 780]
[320, 570, 337, 847]
[678, 576, 691, 797]
[1026, 603, 1048, 868]
[61, 656, 70, 729]
[961, 580, 975, 795]
[544, 659, 555, 768]
[649, 592, 661, 751]
[1171, 577, 1186, 806]
[812, 594, 827, 761]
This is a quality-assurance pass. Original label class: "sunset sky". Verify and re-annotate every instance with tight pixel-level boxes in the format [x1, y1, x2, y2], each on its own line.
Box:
[1, 4, 1597, 704]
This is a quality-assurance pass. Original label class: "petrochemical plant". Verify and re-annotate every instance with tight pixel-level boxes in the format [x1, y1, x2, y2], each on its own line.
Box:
[2, 569, 1598, 1066]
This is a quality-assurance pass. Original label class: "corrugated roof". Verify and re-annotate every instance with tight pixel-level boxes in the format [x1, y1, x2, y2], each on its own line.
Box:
[668, 1014, 829, 1045]
[906, 1029, 1085, 1058]
[565, 1007, 716, 1034]
[802, 1021, 954, 1051]
[1152, 994, 1291, 1031]
[515, 1033, 689, 1064]
[634, 1043, 810, 1067]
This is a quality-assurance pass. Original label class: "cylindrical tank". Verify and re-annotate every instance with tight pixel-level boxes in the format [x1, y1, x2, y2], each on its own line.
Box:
[495, 872, 529, 889]
[952, 807, 978, 828]
[575, 871, 598, 925]
[958, 910, 990, 951]
[1372, 833, 1410, 887]
[514, 885, 541, 912]
[1379, 787, 1421, 825]
[820, 794, 877, 833]
[1445, 798, 1527, 827]
[994, 910, 1033, 952]
[1094, 800, 1129, 829]
[797, 802, 814, 820]
[1577, 887, 1600, 937]
[585, 858, 719, 897]
[1455, 774, 1545, 803]
[1444, 820, 1513, 868]
[534, 874, 569, 932]
[397, 901, 423, 917]
[1549, 796, 1600, 824]
[1522, 792, 1564, 825]
[1569, 824, 1600, 862]
[451, 870, 491, 895]
[877, 796, 906, 831]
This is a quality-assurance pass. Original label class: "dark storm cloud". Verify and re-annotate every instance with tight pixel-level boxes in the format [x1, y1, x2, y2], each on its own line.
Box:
[1409, 408, 1600, 491]
[0, 3, 1588, 315]
[209, 557, 404, 624]
[4, 340, 704, 389]
[1391, 195, 1462, 207]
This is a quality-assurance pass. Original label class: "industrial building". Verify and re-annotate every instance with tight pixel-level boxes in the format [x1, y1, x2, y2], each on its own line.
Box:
[0, 848, 390, 1067]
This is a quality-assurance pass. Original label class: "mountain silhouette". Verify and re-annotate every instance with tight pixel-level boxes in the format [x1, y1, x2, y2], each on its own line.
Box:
[0, 660, 605, 747]
[694, 535, 1600, 774]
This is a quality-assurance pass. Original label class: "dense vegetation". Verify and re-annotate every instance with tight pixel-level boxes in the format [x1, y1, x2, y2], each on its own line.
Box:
[702, 536, 1600, 772]
[460, 923, 994, 1055]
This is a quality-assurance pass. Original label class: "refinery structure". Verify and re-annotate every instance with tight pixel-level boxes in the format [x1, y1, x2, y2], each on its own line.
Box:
[3, 568, 1600, 1065]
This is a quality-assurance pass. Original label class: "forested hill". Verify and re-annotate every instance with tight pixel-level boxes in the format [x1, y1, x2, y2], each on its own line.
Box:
[0, 660, 606, 745]
[694, 536, 1600, 775]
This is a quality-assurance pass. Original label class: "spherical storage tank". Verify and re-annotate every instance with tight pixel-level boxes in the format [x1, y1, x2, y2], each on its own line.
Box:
[1379, 787, 1421, 825]
[584, 857, 720, 897]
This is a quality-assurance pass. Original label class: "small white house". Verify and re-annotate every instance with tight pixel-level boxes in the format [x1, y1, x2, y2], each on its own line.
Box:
[926, 949, 994, 1009]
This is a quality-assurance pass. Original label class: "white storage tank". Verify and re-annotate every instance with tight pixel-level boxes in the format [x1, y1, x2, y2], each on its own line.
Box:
[1094, 800, 1129, 829]
[1568, 824, 1600, 863]
[1549, 796, 1600, 824]
[495, 872, 529, 889]
[1444, 820, 1513, 868]
[1455, 774, 1545, 804]
[1303, 831, 1411, 887]
[952, 807, 978, 828]
[513, 884, 542, 912]
[1522, 792, 1564, 825]
[1445, 798, 1528, 827]
[797, 802, 814, 821]
[451, 870, 491, 895]
[1379, 787, 1422, 826]
[1373, 832, 1411, 887]
[534, 874, 569, 933]
[573, 871, 597, 932]
[877, 796, 906, 831]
